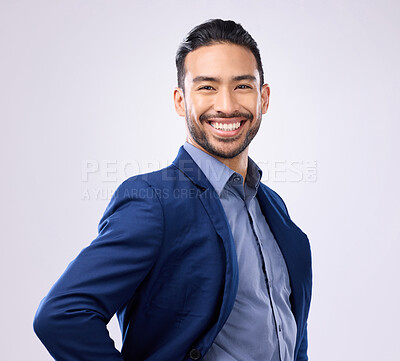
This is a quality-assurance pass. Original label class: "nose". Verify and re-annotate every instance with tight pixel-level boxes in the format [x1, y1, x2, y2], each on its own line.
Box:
[214, 88, 239, 114]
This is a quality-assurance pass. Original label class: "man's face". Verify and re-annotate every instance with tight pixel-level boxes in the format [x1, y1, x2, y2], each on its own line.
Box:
[174, 43, 270, 159]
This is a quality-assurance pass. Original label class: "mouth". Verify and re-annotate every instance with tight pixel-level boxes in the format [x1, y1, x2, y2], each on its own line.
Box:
[206, 118, 247, 137]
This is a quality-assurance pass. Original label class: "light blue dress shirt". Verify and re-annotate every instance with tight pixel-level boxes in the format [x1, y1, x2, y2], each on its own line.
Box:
[183, 142, 297, 361]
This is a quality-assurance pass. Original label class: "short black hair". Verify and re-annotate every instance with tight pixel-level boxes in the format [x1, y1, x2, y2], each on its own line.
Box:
[176, 19, 264, 91]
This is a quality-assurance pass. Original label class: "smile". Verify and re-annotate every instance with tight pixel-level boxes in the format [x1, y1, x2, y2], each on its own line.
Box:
[210, 121, 243, 131]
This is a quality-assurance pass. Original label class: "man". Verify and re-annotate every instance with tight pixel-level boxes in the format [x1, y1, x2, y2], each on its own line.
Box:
[34, 19, 312, 361]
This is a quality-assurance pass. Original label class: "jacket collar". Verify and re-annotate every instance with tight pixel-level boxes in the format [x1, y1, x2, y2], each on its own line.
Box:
[172, 145, 213, 191]
[182, 142, 234, 196]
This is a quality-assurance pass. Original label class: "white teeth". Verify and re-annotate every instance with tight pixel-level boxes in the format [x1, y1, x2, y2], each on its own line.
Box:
[211, 121, 241, 131]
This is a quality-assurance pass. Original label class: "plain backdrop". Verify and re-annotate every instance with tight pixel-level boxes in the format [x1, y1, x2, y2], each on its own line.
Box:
[1, 0, 399, 360]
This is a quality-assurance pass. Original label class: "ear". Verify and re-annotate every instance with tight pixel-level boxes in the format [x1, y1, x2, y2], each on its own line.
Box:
[173, 87, 186, 117]
[261, 83, 270, 114]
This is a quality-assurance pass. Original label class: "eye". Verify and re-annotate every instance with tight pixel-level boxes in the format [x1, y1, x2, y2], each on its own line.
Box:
[236, 84, 252, 89]
[198, 85, 215, 91]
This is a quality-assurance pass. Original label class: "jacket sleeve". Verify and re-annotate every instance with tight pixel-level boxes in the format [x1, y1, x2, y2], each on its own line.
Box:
[296, 323, 308, 361]
[33, 178, 164, 360]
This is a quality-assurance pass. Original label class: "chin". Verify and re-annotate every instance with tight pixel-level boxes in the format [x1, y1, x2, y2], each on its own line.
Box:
[207, 143, 247, 159]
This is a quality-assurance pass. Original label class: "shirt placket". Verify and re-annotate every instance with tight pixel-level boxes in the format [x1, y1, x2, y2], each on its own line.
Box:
[231, 177, 284, 361]
[249, 202, 291, 360]
[246, 204, 284, 361]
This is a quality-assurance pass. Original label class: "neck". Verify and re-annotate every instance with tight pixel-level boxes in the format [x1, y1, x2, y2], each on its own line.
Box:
[187, 138, 249, 182]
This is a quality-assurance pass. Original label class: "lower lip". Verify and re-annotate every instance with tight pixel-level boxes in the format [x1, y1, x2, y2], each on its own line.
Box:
[207, 121, 246, 137]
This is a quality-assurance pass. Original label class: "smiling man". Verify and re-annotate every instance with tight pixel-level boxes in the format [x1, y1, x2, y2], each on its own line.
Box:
[34, 19, 312, 361]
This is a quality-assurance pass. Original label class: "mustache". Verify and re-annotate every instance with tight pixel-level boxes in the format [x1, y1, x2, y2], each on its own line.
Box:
[199, 111, 253, 122]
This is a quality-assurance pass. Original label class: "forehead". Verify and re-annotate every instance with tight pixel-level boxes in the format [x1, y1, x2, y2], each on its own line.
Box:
[184, 43, 259, 83]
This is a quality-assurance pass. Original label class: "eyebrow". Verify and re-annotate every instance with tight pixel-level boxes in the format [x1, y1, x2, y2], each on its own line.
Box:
[192, 74, 257, 83]
[232, 75, 257, 82]
[192, 76, 219, 83]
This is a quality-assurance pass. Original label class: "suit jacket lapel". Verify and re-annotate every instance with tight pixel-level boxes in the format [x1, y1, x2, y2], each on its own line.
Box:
[172, 146, 239, 330]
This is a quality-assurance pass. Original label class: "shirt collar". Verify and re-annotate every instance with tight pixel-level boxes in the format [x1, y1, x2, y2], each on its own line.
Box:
[246, 157, 263, 190]
[183, 141, 262, 196]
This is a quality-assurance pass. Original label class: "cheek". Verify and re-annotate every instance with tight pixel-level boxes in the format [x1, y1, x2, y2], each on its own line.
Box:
[188, 95, 213, 119]
[239, 95, 260, 115]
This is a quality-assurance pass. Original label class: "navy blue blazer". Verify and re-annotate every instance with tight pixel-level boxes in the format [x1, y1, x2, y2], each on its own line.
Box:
[34, 146, 312, 361]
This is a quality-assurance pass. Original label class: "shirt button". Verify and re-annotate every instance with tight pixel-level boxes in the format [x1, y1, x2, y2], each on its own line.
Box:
[278, 325, 282, 332]
[189, 348, 202, 360]
[233, 176, 241, 182]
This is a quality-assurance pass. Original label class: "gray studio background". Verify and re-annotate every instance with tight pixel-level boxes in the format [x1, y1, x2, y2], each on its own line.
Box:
[1, 0, 399, 360]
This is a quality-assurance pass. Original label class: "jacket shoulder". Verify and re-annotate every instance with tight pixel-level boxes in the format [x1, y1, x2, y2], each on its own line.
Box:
[111, 164, 179, 198]
[98, 172, 167, 233]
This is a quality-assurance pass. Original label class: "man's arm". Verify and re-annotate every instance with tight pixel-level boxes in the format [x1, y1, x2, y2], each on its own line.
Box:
[33, 178, 164, 360]
[296, 323, 309, 361]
